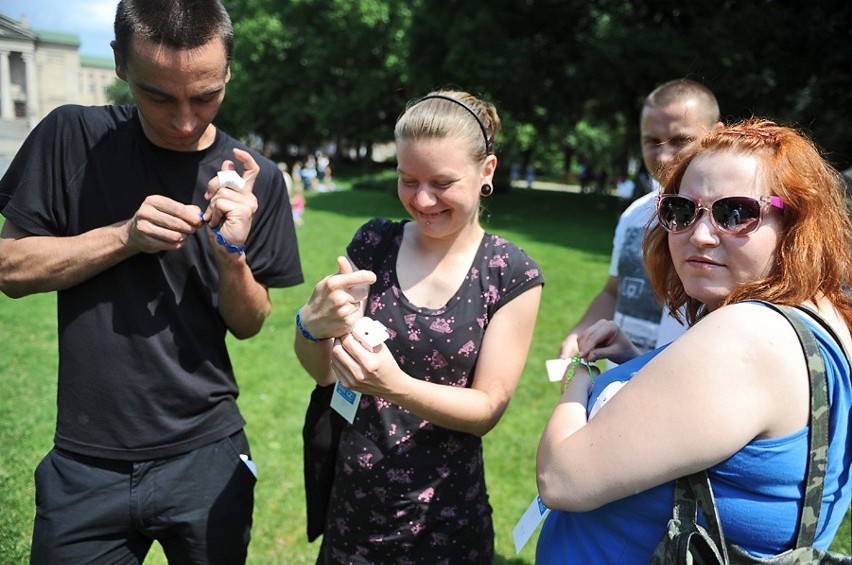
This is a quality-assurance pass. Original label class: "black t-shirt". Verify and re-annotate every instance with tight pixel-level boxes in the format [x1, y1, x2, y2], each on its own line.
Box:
[0, 104, 303, 459]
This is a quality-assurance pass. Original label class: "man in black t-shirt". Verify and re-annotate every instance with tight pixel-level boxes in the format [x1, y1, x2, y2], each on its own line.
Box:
[0, 1, 302, 562]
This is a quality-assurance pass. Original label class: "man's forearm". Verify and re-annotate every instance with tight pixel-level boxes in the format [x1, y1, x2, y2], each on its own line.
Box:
[0, 221, 136, 298]
[214, 249, 271, 339]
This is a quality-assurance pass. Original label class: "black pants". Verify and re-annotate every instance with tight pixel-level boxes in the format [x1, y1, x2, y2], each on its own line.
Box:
[30, 430, 256, 565]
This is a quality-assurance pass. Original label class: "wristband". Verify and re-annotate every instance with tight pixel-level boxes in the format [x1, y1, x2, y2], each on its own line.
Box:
[211, 226, 246, 254]
[201, 213, 245, 254]
[560, 353, 595, 394]
[296, 307, 322, 342]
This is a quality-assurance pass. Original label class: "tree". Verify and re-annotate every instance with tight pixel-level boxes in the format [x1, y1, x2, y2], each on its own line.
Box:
[219, 0, 412, 161]
[216, 0, 852, 173]
[105, 78, 133, 105]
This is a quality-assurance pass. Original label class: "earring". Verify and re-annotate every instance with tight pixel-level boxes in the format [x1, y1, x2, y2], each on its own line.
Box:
[480, 183, 493, 197]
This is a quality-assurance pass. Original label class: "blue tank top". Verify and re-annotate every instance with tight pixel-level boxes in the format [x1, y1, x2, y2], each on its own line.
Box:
[536, 307, 851, 564]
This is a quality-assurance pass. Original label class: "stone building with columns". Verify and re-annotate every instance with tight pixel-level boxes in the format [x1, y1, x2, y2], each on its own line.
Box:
[1, 13, 116, 164]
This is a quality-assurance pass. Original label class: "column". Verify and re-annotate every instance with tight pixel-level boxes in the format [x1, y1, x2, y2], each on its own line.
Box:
[0, 50, 12, 120]
[21, 52, 39, 126]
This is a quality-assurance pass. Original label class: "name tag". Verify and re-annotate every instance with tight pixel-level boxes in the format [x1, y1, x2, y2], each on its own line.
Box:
[513, 494, 550, 553]
[330, 380, 361, 424]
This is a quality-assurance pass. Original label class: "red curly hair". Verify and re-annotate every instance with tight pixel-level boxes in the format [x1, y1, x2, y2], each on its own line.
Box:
[644, 118, 852, 327]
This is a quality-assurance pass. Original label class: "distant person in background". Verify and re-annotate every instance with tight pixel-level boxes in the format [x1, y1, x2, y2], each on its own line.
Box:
[0, 0, 302, 562]
[290, 182, 306, 227]
[292, 160, 304, 191]
[278, 161, 293, 193]
[526, 161, 535, 189]
[317, 162, 335, 192]
[510, 161, 522, 184]
[579, 162, 593, 193]
[324, 164, 335, 190]
[316, 152, 330, 183]
[294, 89, 543, 563]
[301, 155, 318, 190]
[559, 78, 722, 363]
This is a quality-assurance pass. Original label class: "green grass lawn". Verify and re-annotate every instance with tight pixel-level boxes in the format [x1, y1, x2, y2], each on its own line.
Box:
[0, 179, 849, 563]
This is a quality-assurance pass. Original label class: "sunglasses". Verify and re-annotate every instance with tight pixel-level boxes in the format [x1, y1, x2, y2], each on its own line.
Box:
[656, 194, 784, 235]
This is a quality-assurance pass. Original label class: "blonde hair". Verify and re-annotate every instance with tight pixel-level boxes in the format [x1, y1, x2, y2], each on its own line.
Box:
[395, 90, 500, 165]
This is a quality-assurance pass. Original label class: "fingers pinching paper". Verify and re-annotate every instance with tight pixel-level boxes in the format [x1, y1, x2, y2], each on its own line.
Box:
[352, 317, 389, 349]
[350, 283, 370, 303]
[217, 170, 246, 192]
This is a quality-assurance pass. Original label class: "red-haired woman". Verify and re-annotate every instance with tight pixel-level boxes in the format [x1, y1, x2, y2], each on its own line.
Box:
[537, 119, 852, 562]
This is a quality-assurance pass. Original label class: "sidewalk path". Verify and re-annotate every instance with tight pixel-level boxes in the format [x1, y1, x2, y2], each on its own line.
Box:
[511, 180, 583, 194]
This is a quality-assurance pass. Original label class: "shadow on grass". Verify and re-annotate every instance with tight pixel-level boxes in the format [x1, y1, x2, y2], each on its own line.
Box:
[305, 187, 620, 256]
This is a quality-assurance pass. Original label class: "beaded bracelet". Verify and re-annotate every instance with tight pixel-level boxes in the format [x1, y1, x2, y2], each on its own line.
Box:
[296, 307, 322, 342]
[200, 213, 245, 254]
[211, 226, 246, 254]
[561, 353, 595, 394]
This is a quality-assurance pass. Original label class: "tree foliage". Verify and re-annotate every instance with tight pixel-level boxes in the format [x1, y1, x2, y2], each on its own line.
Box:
[218, 0, 852, 172]
[105, 78, 133, 105]
[219, 0, 412, 160]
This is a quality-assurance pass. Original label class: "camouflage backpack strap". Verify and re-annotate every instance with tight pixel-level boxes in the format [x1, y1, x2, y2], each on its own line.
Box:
[793, 304, 852, 362]
[751, 301, 829, 546]
[685, 471, 730, 557]
[690, 472, 726, 539]
[654, 472, 728, 564]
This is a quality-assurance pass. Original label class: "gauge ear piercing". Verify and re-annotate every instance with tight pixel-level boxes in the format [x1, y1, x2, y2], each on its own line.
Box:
[480, 183, 493, 197]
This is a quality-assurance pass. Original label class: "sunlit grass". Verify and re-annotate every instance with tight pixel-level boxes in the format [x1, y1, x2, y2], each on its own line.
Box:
[1, 178, 848, 563]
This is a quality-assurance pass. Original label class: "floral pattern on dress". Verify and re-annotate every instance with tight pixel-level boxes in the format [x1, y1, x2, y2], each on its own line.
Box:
[317, 219, 543, 564]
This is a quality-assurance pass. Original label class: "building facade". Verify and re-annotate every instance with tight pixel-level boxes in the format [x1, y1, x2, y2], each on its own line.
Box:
[0, 13, 115, 162]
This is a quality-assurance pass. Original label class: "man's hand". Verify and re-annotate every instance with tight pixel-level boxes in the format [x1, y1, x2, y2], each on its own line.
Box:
[126, 195, 203, 253]
[201, 147, 260, 249]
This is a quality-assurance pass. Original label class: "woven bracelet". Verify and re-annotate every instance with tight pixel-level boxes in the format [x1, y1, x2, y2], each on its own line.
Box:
[561, 353, 596, 393]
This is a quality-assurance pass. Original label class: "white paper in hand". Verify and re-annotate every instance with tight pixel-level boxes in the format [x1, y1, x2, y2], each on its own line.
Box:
[545, 358, 571, 382]
[217, 170, 246, 191]
[513, 494, 550, 553]
[330, 318, 389, 424]
[352, 317, 389, 349]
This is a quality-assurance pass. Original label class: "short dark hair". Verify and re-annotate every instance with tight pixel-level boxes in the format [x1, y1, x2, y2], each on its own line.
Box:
[644, 78, 720, 126]
[114, 0, 234, 67]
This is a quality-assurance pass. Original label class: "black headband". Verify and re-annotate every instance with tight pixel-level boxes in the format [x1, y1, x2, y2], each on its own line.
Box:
[413, 94, 492, 155]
